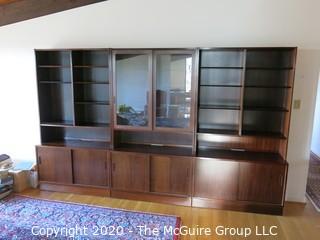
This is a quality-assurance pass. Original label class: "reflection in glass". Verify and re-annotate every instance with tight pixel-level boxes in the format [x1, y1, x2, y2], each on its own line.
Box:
[155, 54, 193, 128]
[115, 54, 149, 127]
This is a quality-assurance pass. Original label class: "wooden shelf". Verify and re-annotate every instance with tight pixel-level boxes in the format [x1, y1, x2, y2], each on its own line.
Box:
[73, 65, 108, 68]
[198, 128, 239, 135]
[245, 85, 291, 89]
[244, 106, 289, 112]
[41, 123, 110, 129]
[200, 84, 242, 87]
[75, 122, 110, 128]
[242, 131, 287, 139]
[115, 143, 193, 157]
[39, 81, 71, 84]
[246, 67, 293, 70]
[196, 148, 285, 164]
[75, 101, 110, 105]
[199, 104, 240, 110]
[201, 66, 243, 69]
[40, 121, 74, 127]
[42, 140, 110, 149]
[38, 65, 70, 68]
[73, 81, 109, 84]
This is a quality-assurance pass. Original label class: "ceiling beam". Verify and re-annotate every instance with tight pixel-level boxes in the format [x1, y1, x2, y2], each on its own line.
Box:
[0, 0, 107, 27]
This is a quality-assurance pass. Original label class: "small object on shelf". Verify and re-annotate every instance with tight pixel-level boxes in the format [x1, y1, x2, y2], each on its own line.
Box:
[0, 175, 13, 186]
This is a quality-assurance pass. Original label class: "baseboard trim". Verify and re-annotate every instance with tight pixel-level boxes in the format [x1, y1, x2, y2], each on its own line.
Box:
[192, 197, 283, 215]
[111, 190, 192, 207]
[39, 182, 110, 197]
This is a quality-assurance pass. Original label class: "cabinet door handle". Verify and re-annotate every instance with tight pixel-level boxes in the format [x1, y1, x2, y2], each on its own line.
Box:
[38, 156, 42, 165]
[105, 161, 108, 170]
[279, 175, 283, 187]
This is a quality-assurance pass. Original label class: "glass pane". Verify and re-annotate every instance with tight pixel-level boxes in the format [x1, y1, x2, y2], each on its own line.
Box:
[155, 54, 193, 128]
[115, 54, 150, 127]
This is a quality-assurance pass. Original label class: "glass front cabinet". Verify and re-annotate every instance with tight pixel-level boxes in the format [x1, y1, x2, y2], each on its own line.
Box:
[113, 49, 196, 132]
[113, 50, 153, 130]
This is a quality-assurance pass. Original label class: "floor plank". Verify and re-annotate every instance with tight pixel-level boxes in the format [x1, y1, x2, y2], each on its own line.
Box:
[19, 189, 320, 240]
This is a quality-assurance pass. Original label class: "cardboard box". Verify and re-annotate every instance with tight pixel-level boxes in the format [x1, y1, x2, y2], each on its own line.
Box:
[9, 170, 30, 193]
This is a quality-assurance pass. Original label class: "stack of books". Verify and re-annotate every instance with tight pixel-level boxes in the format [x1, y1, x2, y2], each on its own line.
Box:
[0, 154, 13, 199]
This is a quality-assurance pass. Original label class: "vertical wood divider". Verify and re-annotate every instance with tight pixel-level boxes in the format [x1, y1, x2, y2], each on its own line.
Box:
[238, 49, 247, 136]
[192, 48, 200, 156]
[108, 49, 114, 150]
[70, 50, 76, 126]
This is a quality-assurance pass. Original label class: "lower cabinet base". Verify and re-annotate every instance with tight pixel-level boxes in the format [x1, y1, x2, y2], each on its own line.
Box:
[111, 190, 192, 207]
[39, 183, 110, 197]
[192, 197, 283, 215]
[39, 184, 283, 215]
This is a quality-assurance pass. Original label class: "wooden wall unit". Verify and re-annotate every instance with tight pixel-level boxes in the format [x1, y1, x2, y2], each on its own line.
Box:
[35, 47, 297, 215]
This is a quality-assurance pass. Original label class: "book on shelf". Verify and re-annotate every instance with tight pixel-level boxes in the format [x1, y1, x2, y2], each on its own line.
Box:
[0, 189, 12, 200]
[0, 175, 13, 186]
[0, 185, 12, 194]
[0, 154, 13, 170]
[0, 154, 10, 162]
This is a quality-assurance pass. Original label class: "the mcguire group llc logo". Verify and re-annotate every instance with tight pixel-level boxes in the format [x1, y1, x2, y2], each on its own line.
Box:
[138, 225, 279, 238]
[31, 224, 279, 238]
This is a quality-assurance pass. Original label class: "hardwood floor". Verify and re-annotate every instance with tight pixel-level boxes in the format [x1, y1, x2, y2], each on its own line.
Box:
[20, 189, 320, 240]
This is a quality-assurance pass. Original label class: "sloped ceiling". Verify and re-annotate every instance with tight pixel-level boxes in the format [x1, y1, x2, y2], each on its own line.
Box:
[0, 0, 107, 27]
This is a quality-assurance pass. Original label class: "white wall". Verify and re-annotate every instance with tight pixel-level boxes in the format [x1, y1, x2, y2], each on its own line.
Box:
[286, 50, 320, 202]
[311, 75, 320, 156]
[0, 0, 320, 202]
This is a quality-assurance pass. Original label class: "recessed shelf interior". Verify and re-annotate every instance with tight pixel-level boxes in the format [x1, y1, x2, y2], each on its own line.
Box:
[72, 50, 109, 66]
[200, 68, 243, 86]
[38, 83, 73, 124]
[201, 50, 244, 68]
[36, 50, 71, 66]
[114, 130, 193, 149]
[199, 86, 241, 108]
[246, 49, 294, 68]
[41, 126, 110, 148]
[245, 69, 293, 87]
[243, 87, 289, 109]
[242, 110, 285, 136]
[198, 108, 240, 132]
[74, 83, 109, 103]
[37, 67, 71, 83]
[73, 67, 109, 83]
[75, 104, 110, 127]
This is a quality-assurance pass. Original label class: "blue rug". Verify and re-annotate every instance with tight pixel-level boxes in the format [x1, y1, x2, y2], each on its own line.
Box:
[0, 195, 181, 239]
[307, 154, 320, 211]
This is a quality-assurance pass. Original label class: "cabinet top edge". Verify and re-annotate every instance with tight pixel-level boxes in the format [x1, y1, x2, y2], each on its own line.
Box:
[34, 47, 298, 52]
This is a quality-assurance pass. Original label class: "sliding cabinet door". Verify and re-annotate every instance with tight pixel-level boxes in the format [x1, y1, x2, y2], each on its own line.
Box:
[153, 50, 195, 132]
[112, 50, 152, 130]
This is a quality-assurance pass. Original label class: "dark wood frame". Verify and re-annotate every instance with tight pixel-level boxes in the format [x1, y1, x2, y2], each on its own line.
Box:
[35, 47, 297, 215]
[152, 49, 197, 133]
[112, 49, 153, 131]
